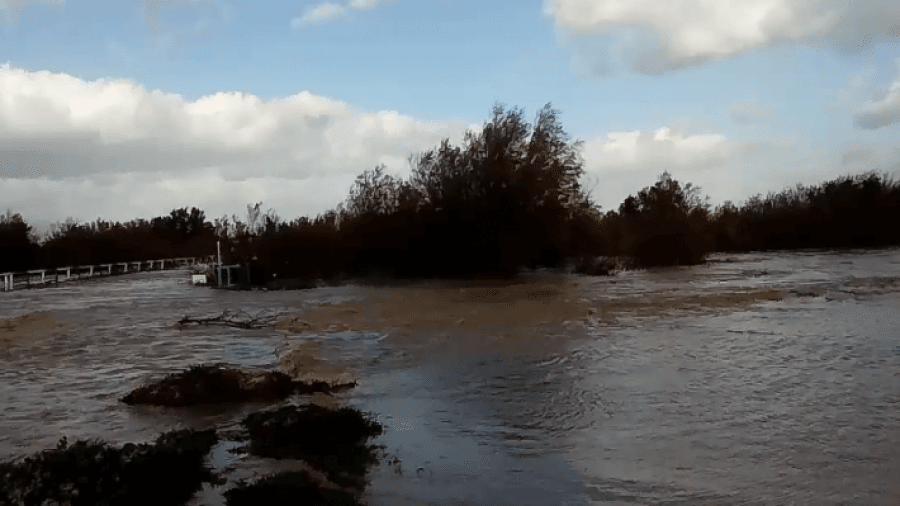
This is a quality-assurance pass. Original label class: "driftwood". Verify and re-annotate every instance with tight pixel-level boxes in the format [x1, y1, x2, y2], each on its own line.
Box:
[174, 309, 285, 329]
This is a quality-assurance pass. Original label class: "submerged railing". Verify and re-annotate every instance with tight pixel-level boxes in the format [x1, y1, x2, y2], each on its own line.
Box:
[0, 256, 217, 292]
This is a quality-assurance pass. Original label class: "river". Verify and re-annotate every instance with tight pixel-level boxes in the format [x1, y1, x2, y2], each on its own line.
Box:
[1, 249, 898, 505]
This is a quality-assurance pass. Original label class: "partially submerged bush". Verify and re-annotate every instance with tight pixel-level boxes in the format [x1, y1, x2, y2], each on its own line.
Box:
[605, 172, 714, 267]
[240, 404, 383, 489]
[573, 256, 633, 276]
[0, 429, 219, 506]
[224, 471, 361, 506]
[121, 364, 346, 406]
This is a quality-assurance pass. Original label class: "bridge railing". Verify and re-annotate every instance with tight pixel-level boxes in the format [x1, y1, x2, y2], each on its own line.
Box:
[0, 255, 217, 292]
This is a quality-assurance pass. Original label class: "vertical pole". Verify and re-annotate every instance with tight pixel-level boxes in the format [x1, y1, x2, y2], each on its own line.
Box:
[218, 265, 222, 287]
[66, 268, 71, 280]
[227, 266, 231, 286]
[41, 271, 45, 284]
[89, 266, 94, 276]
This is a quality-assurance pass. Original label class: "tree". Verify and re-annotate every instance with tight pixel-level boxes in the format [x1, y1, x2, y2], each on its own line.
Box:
[614, 172, 713, 266]
[0, 209, 36, 271]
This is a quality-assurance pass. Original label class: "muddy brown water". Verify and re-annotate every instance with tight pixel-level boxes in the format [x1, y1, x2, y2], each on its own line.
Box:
[1, 249, 899, 505]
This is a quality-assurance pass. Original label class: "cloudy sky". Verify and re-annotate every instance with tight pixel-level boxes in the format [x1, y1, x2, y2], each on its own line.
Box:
[2, 0, 900, 233]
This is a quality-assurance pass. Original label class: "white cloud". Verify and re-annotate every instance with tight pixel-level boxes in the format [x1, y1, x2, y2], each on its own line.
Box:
[854, 60, 900, 129]
[579, 122, 900, 212]
[291, 0, 397, 27]
[582, 127, 730, 168]
[292, 3, 346, 26]
[348, 0, 395, 9]
[0, 64, 480, 225]
[580, 126, 734, 210]
[544, 0, 900, 74]
[0, 64, 467, 181]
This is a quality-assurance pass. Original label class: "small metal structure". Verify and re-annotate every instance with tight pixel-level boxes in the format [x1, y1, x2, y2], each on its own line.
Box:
[215, 264, 242, 287]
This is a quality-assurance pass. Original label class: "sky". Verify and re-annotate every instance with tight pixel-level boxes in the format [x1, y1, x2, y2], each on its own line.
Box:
[2, 0, 900, 235]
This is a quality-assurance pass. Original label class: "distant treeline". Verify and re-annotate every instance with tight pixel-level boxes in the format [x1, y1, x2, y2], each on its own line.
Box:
[0, 207, 217, 272]
[3, 103, 900, 279]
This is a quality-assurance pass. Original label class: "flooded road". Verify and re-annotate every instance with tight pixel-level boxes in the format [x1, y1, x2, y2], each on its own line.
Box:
[1, 249, 899, 505]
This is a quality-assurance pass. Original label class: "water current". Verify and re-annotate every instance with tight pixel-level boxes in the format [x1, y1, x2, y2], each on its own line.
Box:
[1, 249, 899, 505]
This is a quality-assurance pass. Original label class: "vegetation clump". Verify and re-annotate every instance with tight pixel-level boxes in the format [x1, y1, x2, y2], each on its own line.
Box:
[239, 404, 383, 490]
[0, 429, 219, 506]
[121, 364, 346, 406]
[223, 470, 361, 506]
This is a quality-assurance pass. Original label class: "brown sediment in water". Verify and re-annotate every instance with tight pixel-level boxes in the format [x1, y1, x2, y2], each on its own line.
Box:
[0, 312, 61, 353]
[276, 275, 785, 358]
[276, 277, 590, 335]
[277, 341, 358, 389]
[587, 288, 786, 322]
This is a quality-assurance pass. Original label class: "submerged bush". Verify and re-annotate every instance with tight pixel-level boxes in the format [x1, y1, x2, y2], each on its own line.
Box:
[121, 364, 344, 406]
[240, 404, 383, 489]
[604, 172, 714, 266]
[224, 471, 361, 506]
[0, 429, 219, 506]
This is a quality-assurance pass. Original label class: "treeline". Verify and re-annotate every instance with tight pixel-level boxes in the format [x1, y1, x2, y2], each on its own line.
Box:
[590, 169, 900, 266]
[0, 208, 217, 272]
[4, 103, 900, 279]
[711, 171, 900, 251]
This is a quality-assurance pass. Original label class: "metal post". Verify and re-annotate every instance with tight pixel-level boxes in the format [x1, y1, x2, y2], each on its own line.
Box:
[66, 268, 71, 280]
[89, 266, 94, 276]
[226, 266, 231, 286]
[41, 271, 45, 284]
[217, 265, 222, 287]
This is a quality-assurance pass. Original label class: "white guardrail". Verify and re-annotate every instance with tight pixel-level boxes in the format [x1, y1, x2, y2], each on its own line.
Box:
[0, 256, 217, 292]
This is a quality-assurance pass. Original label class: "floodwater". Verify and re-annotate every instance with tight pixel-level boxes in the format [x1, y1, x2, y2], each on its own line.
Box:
[1, 249, 899, 506]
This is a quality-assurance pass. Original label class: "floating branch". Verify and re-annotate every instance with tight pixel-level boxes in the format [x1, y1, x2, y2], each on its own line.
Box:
[174, 309, 285, 329]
